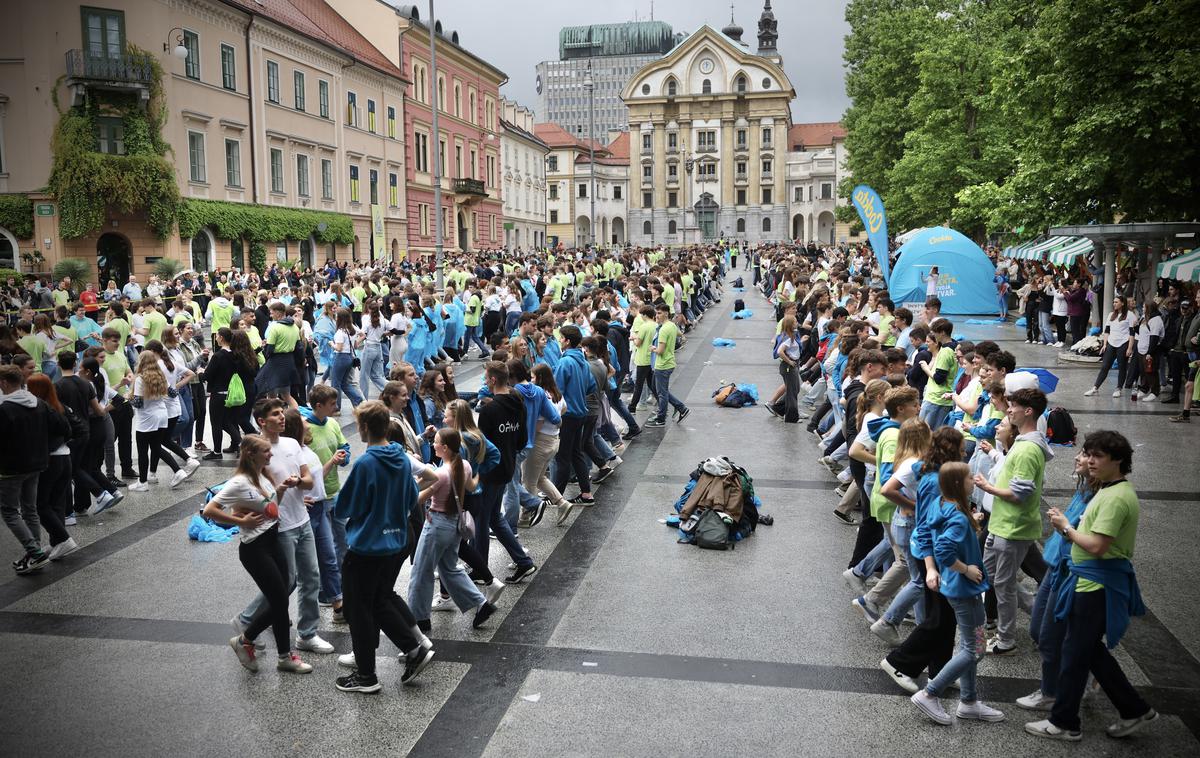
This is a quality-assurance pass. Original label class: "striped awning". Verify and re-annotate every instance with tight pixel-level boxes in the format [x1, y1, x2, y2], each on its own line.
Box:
[1045, 237, 1095, 267]
[1004, 241, 1039, 260]
[1025, 236, 1074, 258]
[1158, 248, 1200, 282]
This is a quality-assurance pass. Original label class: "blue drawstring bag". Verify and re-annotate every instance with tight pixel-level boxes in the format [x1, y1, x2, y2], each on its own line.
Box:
[187, 513, 238, 543]
[736, 383, 759, 403]
[1015, 317, 1027, 327]
[732, 309, 754, 319]
[712, 338, 737, 347]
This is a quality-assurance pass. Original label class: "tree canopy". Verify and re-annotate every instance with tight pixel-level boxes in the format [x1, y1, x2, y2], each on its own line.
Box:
[840, 0, 1200, 241]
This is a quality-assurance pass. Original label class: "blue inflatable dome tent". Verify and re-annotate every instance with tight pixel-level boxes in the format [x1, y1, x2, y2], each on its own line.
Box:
[888, 226, 999, 316]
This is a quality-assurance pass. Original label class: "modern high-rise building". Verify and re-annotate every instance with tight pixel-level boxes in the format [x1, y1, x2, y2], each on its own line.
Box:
[535, 21, 678, 139]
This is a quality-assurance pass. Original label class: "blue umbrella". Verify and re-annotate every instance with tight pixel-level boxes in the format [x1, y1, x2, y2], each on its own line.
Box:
[1014, 368, 1059, 394]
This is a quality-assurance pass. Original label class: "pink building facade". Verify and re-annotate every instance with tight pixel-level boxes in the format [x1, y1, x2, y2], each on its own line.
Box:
[398, 16, 506, 258]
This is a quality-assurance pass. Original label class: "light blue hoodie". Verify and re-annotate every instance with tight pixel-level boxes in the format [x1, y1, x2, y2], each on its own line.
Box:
[553, 347, 596, 418]
[514, 381, 562, 449]
[333, 443, 417, 556]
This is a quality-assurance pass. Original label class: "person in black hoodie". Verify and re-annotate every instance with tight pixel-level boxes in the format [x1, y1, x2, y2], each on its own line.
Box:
[476, 361, 537, 584]
[0, 365, 70, 574]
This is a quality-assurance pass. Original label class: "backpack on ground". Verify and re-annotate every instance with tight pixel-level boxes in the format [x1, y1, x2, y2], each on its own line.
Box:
[1046, 407, 1077, 445]
[733, 277, 744, 288]
[735, 298, 746, 312]
[694, 508, 732, 550]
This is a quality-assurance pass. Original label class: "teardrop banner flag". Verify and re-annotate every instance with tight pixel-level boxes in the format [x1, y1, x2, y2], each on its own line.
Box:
[852, 184, 890, 284]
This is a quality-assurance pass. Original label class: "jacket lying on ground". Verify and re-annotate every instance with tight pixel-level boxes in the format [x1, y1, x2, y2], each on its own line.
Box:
[680, 471, 744, 522]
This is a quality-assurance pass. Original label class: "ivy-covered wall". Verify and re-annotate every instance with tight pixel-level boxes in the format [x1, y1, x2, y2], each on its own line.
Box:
[178, 199, 355, 246]
[0, 195, 34, 240]
[48, 45, 180, 240]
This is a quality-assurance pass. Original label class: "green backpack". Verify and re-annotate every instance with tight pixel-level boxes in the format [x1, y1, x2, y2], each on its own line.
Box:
[226, 373, 246, 408]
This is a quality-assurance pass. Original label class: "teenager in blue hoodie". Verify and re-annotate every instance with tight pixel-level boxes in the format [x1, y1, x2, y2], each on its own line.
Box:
[509, 360, 562, 530]
[911, 461, 1005, 726]
[333, 401, 436, 695]
[551, 325, 597, 505]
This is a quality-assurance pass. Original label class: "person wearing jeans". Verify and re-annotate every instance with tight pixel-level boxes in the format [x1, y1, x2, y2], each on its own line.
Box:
[551, 327, 598, 502]
[647, 304, 689, 427]
[973, 387, 1051, 654]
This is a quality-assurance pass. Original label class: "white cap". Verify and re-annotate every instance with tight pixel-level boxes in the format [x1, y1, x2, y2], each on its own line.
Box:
[1005, 371, 1041, 394]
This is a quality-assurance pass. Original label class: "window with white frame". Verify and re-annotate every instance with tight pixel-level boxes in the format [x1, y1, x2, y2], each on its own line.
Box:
[224, 138, 241, 187]
[321, 158, 333, 199]
[187, 131, 206, 182]
[269, 148, 283, 193]
[296, 154, 309, 197]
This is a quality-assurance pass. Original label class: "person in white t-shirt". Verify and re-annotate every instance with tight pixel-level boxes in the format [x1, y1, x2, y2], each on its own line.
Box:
[233, 399, 335, 657]
[1132, 301, 1165, 401]
[203, 434, 312, 675]
[129, 352, 190, 491]
[1085, 295, 1139, 398]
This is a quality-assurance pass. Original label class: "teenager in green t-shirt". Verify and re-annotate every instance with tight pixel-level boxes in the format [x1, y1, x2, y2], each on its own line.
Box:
[918, 317, 958, 428]
[974, 387, 1051, 654]
[629, 306, 658, 409]
[1034, 429, 1154, 741]
[645, 304, 689, 427]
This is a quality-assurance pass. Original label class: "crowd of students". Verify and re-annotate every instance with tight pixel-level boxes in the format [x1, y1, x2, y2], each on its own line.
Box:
[752, 243, 1158, 741]
[0, 245, 724, 692]
[0, 241, 1167, 739]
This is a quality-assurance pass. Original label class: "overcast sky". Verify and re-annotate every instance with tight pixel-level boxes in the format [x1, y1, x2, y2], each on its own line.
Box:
[426, 0, 850, 124]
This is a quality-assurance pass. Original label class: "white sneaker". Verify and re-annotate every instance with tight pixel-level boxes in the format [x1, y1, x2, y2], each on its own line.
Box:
[87, 491, 115, 516]
[129, 481, 150, 492]
[64, 514, 77, 526]
[1140, 393, 1157, 403]
[1024, 719, 1082, 742]
[1083, 387, 1098, 397]
[231, 616, 266, 650]
[431, 595, 457, 612]
[296, 634, 335, 654]
[169, 469, 189, 489]
[957, 700, 1005, 722]
[48, 538, 80, 561]
[870, 617, 902, 646]
[1054, 341, 1065, 348]
[608, 455, 623, 469]
[485, 578, 506, 605]
[147, 474, 159, 484]
[276, 653, 313, 673]
[881, 658, 920, 694]
[1016, 689, 1055, 711]
[337, 652, 357, 669]
[911, 691, 952, 725]
[184, 458, 201, 475]
[842, 568, 867, 595]
[1106, 709, 1158, 738]
[1112, 389, 1122, 398]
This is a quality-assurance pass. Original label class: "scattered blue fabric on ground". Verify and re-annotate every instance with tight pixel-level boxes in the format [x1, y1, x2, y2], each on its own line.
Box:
[1016, 317, 1027, 327]
[732, 309, 754, 319]
[964, 318, 1006, 325]
[188, 513, 238, 543]
[736, 383, 759, 403]
[732, 287, 746, 292]
[712, 338, 737, 347]
[1089, 326, 1101, 336]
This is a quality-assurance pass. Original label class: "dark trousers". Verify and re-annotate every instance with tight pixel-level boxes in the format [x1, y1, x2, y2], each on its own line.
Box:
[1093, 344, 1131, 389]
[886, 561, 957, 678]
[807, 398, 832, 433]
[36, 455, 72, 547]
[552, 415, 592, 496]
[210, 395, 255, 452]
[1069, 314, 1088, 347]
[135, 428, 180, 482]
[1169, 350, 1189, 396]
[846, 461, 881, 569]
[1049, 589, 1151, 732]
[629, 364, 657, 407]
[159, 417, 191, 466]
[69, 436, 108, 515]
[238, 527, 292, 653]
[1052, 314, 1068, 343]
[342, 550, 421, 677]
[774, 362, 801, 422]
[191, 383, 207, 443]
[110, 402, 134, 474]
[1025, 306, 1040, 342]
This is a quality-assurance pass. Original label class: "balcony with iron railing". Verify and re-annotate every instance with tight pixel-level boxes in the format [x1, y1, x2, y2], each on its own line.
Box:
[65, 49, 154, 105]
[696, 143, 718, 154]
[734, 172, 749, 184]
[453, 178, 488, 197]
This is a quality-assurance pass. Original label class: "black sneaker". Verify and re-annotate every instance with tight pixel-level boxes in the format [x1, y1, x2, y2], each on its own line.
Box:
[121, 470, 138, 480]
[504, 564, 538, 584]
[335, 671, 382, 693]
[765, 405, 780, 418]
[401, 647, 435, 685]
[417, 618, 432, 634]
[568, 494, 595, 506]
[621, 427, 642, 441]
[472, 602, 497, 629]
[528, 499, 549, 527]
[109, 477, 128, 489]
[202, 451, 223, 461]
[592, 466, 615, 484]
[675, 407, 691, 423]
[833, 510, 857, 526]
[13, 553, 46, 575]
[644, 418, 666, 428]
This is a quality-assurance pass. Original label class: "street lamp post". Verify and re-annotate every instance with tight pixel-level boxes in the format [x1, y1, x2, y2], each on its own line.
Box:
[428, 0, 443, 289]
[684, 151, 694, 245]
[584, 62, 596, 250]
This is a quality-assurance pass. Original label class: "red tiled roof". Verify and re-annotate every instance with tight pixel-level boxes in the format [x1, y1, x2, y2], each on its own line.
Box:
[534, 122, 585, 149]
[789, 122, 846, 150]
[605, 131, 630, 161]
[222, 0, 406, 81]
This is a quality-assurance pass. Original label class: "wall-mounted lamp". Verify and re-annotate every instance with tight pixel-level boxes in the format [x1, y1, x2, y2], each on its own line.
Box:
[164, 28, 189, 60]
